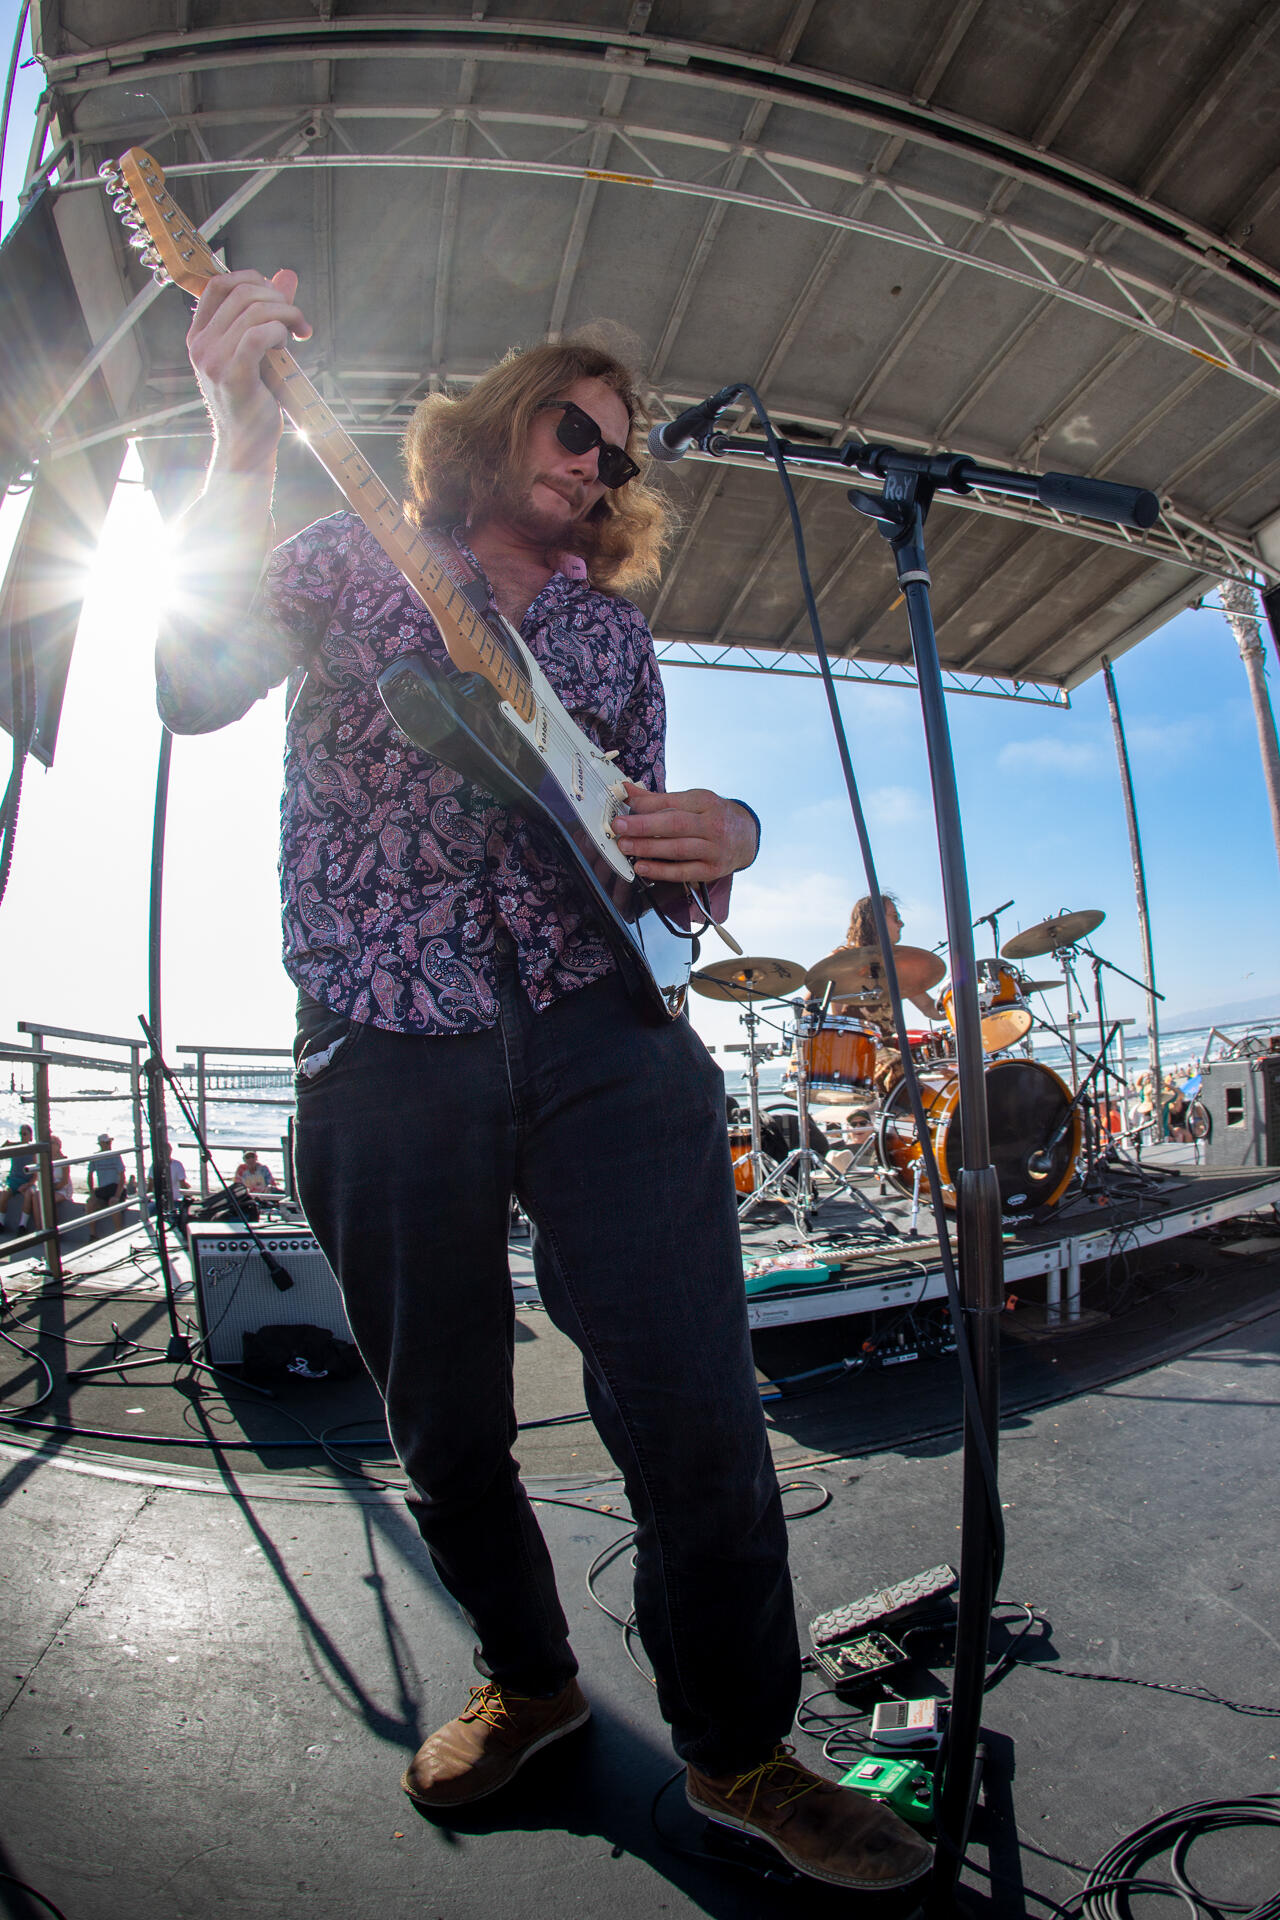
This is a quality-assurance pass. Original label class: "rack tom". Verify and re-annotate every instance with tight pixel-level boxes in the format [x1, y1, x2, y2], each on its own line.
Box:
[801, 1015, 878, 1101]
[939, 958, 1032, 1055]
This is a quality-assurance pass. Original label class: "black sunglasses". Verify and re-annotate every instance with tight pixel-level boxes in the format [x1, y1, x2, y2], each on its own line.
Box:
[537, 399, 640, 489]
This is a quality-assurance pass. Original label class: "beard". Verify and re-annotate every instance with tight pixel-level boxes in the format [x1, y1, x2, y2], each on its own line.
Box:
[491, 470, 595, 551]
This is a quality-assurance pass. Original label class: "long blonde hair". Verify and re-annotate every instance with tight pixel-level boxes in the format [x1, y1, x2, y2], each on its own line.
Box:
[402, 340, 674, 594]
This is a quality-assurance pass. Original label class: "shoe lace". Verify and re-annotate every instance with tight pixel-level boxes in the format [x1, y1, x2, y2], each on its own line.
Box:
[461, 1683, 525, 1730]
[723, 1744, 823, 1821]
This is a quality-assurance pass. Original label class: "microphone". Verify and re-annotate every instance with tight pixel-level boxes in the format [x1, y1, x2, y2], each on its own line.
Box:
[973, 898, 1014, 928]
[647, 384, 746, 462]
[1026, 1147, 1054, 1177]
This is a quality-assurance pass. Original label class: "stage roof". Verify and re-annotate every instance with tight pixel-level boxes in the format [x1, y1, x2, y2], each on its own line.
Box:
[13, 0, 1280, 704]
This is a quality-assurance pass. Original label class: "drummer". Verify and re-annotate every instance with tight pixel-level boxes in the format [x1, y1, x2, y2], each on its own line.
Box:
[826, 893, 942, 1095]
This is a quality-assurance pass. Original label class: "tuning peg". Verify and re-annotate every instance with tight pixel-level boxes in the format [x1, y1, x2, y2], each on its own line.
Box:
[98, 160, 122, 187]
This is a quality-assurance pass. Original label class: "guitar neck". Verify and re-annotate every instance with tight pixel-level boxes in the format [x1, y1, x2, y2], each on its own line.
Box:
[259, 347, 535, 723]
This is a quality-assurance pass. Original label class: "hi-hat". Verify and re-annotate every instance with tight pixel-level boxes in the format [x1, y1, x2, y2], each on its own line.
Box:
[1001, 910, 1104, 960]
[690, 956, 808, 1001]
[805, 943, 946, 999]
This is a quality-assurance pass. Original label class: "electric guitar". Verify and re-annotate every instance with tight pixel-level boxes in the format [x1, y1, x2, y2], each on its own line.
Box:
[102, 146, 705, 1021]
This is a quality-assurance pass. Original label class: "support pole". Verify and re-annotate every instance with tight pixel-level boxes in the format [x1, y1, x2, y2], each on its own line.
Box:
[1219, 577, 1280, 881]
[1102, 658, 1162, 1139]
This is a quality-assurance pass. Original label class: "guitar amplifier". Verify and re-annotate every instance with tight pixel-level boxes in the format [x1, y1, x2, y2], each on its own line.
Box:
[1198, 1056, 1280, 1169]
[186, 1223, 353, 1364]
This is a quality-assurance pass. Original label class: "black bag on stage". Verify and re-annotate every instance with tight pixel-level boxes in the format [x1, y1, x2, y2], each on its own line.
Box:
[241, 1322, 362, 1383]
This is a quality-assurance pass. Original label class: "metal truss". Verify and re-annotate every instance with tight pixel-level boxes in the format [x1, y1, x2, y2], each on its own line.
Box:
[38, 15, 1280, 398]
[49, 119, 1280, 414]
[652, 638, 1071, 707]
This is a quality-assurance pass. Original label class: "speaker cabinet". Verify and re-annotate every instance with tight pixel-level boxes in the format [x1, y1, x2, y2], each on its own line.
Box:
[1198, 1056, 1280, 1169]
[187, 1223, 353, 1364]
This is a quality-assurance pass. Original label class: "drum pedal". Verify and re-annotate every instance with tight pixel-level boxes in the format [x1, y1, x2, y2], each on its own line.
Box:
[809, 1564, 958, 1647]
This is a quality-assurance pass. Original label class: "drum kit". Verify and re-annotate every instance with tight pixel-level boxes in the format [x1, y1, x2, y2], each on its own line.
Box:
[692, 904, 1122, 1234]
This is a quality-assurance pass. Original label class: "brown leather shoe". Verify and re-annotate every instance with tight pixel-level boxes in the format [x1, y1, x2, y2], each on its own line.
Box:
[401, 1680, 591, 1809]
[686, 1743, 933, 1889]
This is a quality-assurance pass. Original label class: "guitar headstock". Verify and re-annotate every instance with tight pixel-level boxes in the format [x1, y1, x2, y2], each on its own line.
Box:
[98, 147, 221, 297]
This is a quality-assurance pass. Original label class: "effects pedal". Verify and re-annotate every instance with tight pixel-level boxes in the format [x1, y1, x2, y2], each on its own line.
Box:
[839, 1755, 934, 1827]
[808, 1631, 907, 1691]
[809, 1564, 958, 1648]
[870, 1697, 948, 1751]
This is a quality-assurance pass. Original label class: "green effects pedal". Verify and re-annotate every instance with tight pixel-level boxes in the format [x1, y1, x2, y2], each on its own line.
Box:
[838, 1755, 934, 1827]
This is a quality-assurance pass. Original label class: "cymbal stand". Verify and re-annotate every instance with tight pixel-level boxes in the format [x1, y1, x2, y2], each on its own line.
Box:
[722, 1000, 777, 1207]
[1054, 944, 1083, 1089]
[1082, 947, 1166, 1177]
[743, 1002, 899, 1237]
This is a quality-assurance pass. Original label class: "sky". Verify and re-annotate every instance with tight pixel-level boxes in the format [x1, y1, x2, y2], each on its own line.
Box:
[2, 6, 1278, 1074]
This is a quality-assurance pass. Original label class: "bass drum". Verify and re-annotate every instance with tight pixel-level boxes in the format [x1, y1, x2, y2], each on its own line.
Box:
[876, 1058, 1081, 1213]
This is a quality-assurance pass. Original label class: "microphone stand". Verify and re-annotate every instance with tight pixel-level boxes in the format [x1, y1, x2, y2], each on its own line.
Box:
[973, 898, 1014, 962]
[702, 427, 1154, 1904]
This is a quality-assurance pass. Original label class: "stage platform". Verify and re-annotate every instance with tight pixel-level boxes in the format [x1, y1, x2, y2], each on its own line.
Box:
[730, 1153, 1280, 1330]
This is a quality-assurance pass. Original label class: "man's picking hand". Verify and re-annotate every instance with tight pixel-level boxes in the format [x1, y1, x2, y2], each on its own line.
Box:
[613, 782, 758, 882]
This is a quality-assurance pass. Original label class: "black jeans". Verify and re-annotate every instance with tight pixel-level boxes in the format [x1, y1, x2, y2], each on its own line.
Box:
[293, 951, 801, 1772]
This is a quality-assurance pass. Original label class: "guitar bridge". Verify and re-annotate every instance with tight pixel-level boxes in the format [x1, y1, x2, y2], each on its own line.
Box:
[571, 752, 586, 801]
[534, 706, 549, 755]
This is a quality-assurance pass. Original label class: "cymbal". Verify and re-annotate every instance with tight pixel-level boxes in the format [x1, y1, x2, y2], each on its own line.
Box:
[1019, 977, 1064, 993]
[1000, 910, 1104, 960]
[806, 943, 946, 999]
[690, 956, 808, 1001]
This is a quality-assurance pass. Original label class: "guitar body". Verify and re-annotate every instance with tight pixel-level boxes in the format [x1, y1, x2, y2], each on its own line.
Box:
[377, 651, 695, 1022]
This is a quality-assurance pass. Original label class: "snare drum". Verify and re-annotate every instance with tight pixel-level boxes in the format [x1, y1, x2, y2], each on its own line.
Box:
[939, 959, 1032, 1054]
[876, 1057, 1080, 1213]
[800, 1016, 878, 1099]
[906, 1028, 950, 1067]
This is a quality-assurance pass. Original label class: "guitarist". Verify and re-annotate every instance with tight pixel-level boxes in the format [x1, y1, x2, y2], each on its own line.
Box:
[155, 269, 929, 1894]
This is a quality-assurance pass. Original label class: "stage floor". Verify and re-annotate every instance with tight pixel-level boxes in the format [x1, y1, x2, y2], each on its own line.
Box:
[3, 1289, 1280, 1918]
[2, 1194, 1280, 1916]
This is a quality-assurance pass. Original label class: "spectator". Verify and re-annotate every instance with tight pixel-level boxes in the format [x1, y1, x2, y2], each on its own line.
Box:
[1163, 1085, 1192, 1143]
[233, 1149, 276, 1194]
[22, 1136, 73, 1232]
[86, 1132, 128, 1239]
[147, 1135, 190, 1206]
[1, 1124, 36, 1233]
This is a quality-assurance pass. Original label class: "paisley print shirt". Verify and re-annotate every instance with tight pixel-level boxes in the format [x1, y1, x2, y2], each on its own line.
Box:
[156, 510, 668, 1034]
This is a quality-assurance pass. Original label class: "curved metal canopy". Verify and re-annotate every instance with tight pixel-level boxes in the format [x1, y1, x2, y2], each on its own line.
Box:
[15, 0, 1280, 702]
